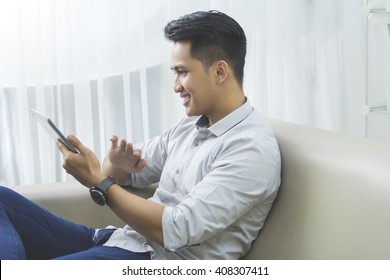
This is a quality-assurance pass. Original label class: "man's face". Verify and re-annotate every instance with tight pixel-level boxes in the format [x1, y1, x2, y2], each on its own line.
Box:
[171, 41, 218, 119]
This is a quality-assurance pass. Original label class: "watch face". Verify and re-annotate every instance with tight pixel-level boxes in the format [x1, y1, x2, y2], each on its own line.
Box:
[90, 188, 106, 206]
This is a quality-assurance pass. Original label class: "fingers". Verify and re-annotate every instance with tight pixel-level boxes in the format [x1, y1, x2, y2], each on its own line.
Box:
[111, 136, 135, 153]
[57, 135, 103, 187]
[120, 139, 127, 151]
[107, 135, 147, 173]
[132, 148, 142, 157]
[110, 135, 119, 150]
[119, 139, 135, 153]
[56, 140, 68, 154]
[135, 158, 148, 171]
[126, 142, 136, 153]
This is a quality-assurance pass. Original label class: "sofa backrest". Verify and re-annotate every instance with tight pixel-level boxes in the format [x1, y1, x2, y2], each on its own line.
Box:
[243, 119, 390, 259]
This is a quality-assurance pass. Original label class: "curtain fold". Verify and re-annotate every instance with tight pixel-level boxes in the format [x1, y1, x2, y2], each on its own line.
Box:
[0, 0, 366, 186]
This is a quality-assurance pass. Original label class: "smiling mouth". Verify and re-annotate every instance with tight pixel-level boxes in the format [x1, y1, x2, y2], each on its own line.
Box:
[181, 94, 191, 106]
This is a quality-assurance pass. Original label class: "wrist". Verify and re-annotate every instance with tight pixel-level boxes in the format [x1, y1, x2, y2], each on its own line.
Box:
[102, 158, 129, 185]
[90, 176, 117, 206]
[90, 173, 106, 189]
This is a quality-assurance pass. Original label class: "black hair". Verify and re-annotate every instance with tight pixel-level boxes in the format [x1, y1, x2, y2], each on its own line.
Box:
[164, 10, 247, 86]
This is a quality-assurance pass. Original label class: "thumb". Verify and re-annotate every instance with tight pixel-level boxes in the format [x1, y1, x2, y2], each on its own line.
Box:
[67, 134, 87, 154]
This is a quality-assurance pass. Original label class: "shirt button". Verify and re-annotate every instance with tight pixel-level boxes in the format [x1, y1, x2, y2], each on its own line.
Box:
[194, 141, 199, 147]
[175, 169, 180, 174]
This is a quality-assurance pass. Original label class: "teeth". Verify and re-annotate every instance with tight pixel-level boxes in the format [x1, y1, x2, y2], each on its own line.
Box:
[182, 95, 190, 105]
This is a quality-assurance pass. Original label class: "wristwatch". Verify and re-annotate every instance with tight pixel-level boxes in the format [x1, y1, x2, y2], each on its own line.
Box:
[89, 176, 116, 206]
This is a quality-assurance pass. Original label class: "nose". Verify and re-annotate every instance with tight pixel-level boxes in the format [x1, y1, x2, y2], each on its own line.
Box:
[174, 83, 183, 93]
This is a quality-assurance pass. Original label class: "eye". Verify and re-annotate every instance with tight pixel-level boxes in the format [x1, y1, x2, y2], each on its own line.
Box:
[178, 70, 187, 76]
[172, 68, 188, 77]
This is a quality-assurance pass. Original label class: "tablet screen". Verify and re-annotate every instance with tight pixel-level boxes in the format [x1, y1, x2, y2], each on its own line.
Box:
[30, 109, 78, 153]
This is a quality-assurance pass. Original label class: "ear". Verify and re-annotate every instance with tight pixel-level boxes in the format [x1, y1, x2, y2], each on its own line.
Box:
[214, 60, 229, 84]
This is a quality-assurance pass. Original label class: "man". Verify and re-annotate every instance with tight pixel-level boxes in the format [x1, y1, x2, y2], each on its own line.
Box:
[0, 10, 280, 260]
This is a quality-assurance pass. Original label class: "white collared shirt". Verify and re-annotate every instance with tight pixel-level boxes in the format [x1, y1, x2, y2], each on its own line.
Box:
[103, 99, 281, 259]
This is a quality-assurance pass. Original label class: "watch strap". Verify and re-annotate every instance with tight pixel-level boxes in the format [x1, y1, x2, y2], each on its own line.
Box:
[96, 176, 116, 193]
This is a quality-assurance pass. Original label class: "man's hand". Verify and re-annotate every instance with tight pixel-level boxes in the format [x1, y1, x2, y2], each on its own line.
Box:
[57, 135, 105, 188]
[108, 135, 147, 173]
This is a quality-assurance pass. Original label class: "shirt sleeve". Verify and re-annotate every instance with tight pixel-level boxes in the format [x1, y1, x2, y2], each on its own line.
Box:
[161, 133, 281, 251]
[127, 129, 170, 188]
[130, 117, 193, 188]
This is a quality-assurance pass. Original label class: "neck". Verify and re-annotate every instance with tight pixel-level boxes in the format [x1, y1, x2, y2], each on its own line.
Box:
[207, 84, 246, 125]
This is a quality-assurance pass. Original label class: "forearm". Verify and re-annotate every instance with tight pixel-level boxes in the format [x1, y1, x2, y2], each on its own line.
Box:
[106, 184, 164, 246]
[102, 156, 130, 186]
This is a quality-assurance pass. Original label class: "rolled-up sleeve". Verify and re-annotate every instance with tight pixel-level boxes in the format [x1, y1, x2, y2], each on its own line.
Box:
[162, 206, 188, 251]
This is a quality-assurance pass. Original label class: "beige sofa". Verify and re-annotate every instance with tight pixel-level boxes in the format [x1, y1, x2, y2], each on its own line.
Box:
[9, 119, 390, 259]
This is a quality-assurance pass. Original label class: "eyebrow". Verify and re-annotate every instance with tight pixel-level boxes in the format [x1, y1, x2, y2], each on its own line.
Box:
[171, 65, 188, 71]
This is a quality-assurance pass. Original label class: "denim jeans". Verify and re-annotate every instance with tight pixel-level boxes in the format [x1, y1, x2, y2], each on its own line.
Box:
[0, 186, 150, 260]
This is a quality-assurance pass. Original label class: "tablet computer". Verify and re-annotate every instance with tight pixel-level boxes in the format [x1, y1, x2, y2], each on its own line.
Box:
[30, 108, 78, 153]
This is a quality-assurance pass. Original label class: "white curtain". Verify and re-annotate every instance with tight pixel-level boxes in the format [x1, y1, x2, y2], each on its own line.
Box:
[0, 0, 366, 186]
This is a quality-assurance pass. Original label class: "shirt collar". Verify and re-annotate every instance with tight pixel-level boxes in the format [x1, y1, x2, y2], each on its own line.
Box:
[195, 98, 253, 137]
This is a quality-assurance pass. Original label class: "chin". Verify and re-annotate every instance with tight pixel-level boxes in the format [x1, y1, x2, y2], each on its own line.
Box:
[184, 104, 202, 117]
[185, 111, 195, 117]
[185, 110, 199, 117]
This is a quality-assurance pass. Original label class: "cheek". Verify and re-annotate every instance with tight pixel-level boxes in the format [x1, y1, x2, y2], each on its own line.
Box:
[182, 75, 212, 100]
[181, 76, 192, 89]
